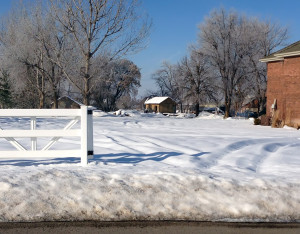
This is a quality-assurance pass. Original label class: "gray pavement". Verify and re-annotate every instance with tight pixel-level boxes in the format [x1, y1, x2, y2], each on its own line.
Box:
[0, 221, 300, 234]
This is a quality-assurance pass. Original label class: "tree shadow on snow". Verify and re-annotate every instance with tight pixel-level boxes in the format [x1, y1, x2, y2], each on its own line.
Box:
[0, 152, 209, 167]
[0, 157, 81, 167]
[0, 152, 181, 167]
[93, 152, 182, 164]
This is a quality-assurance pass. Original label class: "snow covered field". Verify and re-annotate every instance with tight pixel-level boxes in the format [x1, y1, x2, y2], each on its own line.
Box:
[0, 111, 299, 222]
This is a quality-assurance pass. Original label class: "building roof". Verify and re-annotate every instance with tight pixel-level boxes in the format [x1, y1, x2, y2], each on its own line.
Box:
[144, 96, 171, 104]
[58, 96, 84, 106]
[260, 40, 300, 63]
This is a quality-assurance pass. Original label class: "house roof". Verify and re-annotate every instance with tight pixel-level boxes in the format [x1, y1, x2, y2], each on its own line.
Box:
[260, 40, 300, 62]
[144, 96, 171, 104]
[58, 96, 84, 106]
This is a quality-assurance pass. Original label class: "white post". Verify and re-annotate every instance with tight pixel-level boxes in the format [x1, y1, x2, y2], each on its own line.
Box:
[87, 107, 94, 160]
[81, 106, 94, 165]
[81, 106, 88, 166]
[31, 117, 37, 151]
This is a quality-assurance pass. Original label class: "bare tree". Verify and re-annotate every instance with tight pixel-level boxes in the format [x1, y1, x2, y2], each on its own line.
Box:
[198, 9, 253, 117]
[245, 20, 288, 114]
[0, 4, 67, 108]
[198, 9, 288, 117]
[178, 50, 217, 116]
[92, 58, 141, 111]
[0, 6, 47, 108]
[30, 10, 68, 108]
[50, 0, 151, 105]
[152, 62, 180, 98]
[153, 61, 189, 112]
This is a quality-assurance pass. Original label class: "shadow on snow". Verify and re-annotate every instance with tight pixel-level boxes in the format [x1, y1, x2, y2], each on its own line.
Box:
[0, 152, 210, 167]
[93, 152, 181, 164]
[0, 152, 176, 167]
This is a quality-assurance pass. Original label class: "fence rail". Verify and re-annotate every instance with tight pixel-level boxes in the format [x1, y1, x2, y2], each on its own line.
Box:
[0, 106, 93, 166]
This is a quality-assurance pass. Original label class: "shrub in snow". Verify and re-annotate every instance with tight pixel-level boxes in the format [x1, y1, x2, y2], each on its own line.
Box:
[271, 110, 283, 128]
[260, 115, 270, 126]
[254, 118, 261, 125]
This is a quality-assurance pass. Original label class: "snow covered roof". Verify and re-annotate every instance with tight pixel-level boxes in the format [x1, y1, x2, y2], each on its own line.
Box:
[58, 96, 84, 106]
[144, 96, 170, 104]
[242, 95, 257, 106]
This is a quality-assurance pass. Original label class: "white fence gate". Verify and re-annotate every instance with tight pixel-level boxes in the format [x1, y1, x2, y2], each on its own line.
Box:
[0, 106, 93, 166]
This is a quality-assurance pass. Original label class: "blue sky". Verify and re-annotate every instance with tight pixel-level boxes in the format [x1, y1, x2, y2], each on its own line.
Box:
[0, 0, 299, 97]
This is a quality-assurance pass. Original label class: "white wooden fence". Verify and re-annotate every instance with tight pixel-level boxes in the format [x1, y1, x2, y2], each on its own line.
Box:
[0, 106, 93, 166]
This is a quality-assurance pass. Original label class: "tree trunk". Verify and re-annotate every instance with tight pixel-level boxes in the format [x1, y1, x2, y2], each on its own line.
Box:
[83, 55, 91, 106]
[83, 91, 89, 106]
[83, 76, 90, 105]
[39, 91, 45, 109]
[52, 90, 59, 109]
[195, 102, 200, 116]
[224, 92, 231, 118]
[35, 68, 45, 109]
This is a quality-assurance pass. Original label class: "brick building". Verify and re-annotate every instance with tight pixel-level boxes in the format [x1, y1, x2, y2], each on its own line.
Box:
[260, 41, 300, 127]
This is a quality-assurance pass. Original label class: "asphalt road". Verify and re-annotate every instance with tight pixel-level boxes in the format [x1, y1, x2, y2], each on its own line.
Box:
[0, 221, 299, 234]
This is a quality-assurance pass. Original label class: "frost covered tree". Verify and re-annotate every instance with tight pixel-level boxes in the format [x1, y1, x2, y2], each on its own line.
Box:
[50, 0, 151, 105]
[0, 0, 150, 108]
[0, 4, 67, 108]
[245, 20, 288, 114]
[178, 50, 217, 116]
[92, 58, 141, 111]
[199, 9, 252, 117]
[151, 61, 186, 112]
[152, 55, 218, 115]
[28, 9, 69, 109]
[152, 62, 180, 98]
[198, 9, 288, 117]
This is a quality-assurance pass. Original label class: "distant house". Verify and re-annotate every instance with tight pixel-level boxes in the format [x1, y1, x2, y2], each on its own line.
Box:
[260, 40, 300, 127]
[240, 98, 259, 113]
[56, 96, 83, 109]
[144, 97, 176, 113]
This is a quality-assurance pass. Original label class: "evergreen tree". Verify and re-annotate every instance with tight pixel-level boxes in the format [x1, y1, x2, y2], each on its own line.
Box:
[0, 70, 13, 108]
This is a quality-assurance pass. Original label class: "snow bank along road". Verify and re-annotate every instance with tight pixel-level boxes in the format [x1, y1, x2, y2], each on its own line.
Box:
[0, 112, 299, 222]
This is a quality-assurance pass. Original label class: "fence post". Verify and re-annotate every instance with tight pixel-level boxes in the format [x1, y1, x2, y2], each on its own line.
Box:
[87, 107, 94, 160]
[81, 105, 94, 166]
[81, 106, 88, 166]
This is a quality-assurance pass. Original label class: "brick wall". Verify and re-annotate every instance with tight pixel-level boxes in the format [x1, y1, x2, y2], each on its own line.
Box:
[266, 56, 300, 126]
